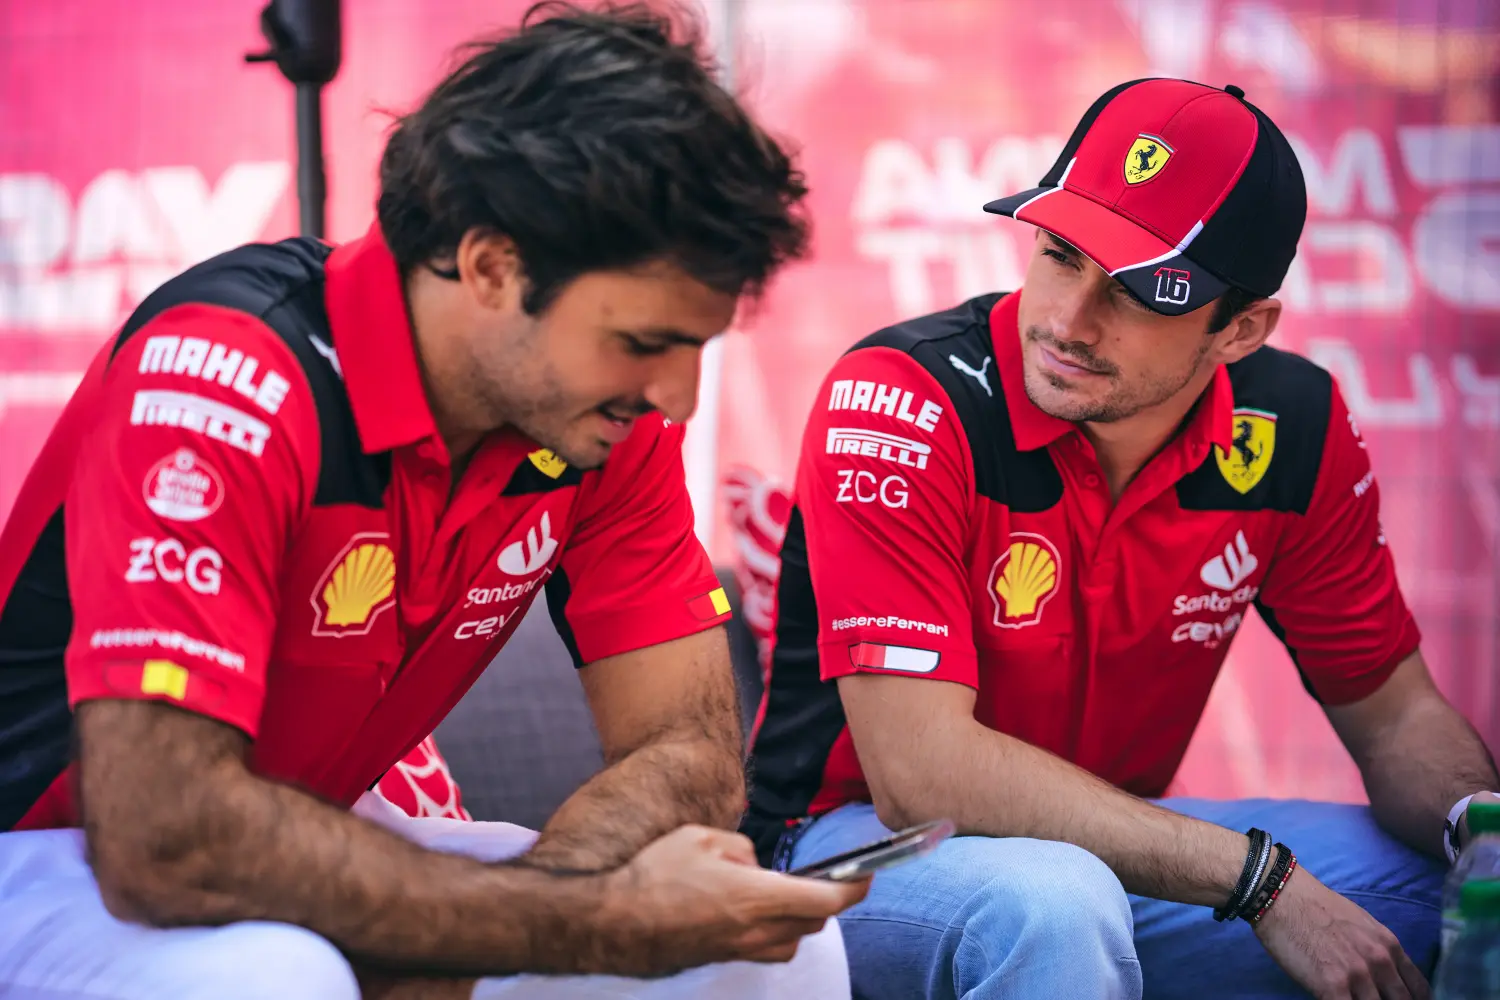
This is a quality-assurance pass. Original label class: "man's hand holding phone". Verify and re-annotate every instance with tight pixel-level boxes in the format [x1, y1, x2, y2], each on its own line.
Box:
[588, 818, 954, 976]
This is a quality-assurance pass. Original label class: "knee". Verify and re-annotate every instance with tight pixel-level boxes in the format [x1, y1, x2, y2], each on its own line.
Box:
[165, 922, 360, 1000]
[960, 839, 1134, 951]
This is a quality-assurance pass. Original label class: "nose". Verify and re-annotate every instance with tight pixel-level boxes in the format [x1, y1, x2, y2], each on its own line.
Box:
[642, 346, 704, 425]
[1047, 278, 1107, 349]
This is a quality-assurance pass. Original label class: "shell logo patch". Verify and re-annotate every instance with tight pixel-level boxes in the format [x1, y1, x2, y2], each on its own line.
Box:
[988, 532, 1062, 628]
[311, 533, 397, 637]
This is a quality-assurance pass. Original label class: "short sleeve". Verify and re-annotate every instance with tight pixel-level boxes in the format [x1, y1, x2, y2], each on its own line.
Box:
[547, 416, 726, 665]
[798, 348, 978, 687]
[1255, 381, 1420, 704]
[64, 304, 319, 737]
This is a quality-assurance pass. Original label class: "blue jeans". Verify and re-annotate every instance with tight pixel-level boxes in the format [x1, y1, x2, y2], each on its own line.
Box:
[788, 798, 1445, 1000]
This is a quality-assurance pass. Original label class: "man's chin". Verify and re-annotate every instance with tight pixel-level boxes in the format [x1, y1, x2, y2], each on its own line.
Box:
[549, 438, 612, 472]
[1026, 385, 1133, 425]
[1023, 371, 1094, 422]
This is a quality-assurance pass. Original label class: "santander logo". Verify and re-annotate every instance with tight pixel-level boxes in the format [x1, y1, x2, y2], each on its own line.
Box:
[1200, 530, 1258, 591]
[498, 511, 558, 577]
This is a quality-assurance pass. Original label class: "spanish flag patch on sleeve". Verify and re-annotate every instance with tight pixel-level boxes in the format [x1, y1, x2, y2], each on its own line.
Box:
[140, 659, 189, 701]
[687, 587, 732, 622]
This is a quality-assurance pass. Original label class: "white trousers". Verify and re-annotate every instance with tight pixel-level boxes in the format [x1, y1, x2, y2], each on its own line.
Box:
[0, 794, 849, 1000]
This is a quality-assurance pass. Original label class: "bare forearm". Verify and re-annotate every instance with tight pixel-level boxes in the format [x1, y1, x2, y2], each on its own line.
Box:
[880, 724, 1251, 906]
[1357, 696, 1498, 857]
[177, 778, 612, 972]
[80, 702, 619, 977]
[523, 736, 745, 871]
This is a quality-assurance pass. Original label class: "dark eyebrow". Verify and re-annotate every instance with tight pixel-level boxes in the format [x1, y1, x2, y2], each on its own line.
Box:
[621, 327, 712, 347]
[1044, 231, 1083, 258]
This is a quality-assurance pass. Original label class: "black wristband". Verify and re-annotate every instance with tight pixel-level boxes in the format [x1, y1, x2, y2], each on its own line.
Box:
[1243, 843, 1293, 923]
[1242, 833, 1273, 916]
[1215, 828, 1269, 922]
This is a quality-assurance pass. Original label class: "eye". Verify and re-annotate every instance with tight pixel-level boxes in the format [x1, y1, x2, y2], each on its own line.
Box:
[1113, 286, 1152, 313]
[620, 334, 668, 357]
[1041, 246, 1078, 268]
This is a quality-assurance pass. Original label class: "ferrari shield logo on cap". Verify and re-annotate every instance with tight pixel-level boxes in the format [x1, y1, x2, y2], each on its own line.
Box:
[1215, 409, 1276, 494]
[1124, 134, 1174, 185]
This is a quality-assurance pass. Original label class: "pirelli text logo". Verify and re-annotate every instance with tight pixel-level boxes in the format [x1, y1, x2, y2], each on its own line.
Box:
[130, 390, 271, 457]
[826, 428, 931, 471]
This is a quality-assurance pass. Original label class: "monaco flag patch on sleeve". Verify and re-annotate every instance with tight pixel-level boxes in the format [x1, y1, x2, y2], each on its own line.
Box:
[848, 642, 940, 673]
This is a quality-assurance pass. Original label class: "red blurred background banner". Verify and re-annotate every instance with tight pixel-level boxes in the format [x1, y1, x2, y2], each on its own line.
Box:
[2, 0, 1496, 803]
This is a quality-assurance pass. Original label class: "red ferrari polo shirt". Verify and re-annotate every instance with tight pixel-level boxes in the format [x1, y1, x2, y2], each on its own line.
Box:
[0, 227, 730, 831]
[744, 290, 1419, 862]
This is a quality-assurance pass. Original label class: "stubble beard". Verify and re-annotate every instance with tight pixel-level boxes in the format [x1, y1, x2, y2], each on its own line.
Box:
[1022, 330, 1211, 425]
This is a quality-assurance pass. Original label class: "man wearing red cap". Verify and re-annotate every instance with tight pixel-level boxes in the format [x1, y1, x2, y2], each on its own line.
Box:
[746, 78, 1499, 1000]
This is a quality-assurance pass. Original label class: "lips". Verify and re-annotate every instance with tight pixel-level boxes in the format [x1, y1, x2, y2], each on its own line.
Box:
[1039, 345, 1107, 378]
[596, 409, 636, 444]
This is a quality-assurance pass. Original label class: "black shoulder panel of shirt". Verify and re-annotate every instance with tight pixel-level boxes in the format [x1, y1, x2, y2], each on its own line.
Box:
[843, 292, 1064, 513]
[109, 238, 389, 510]
[1176, 346, 1332, 515]
[502, 457, 585, 495]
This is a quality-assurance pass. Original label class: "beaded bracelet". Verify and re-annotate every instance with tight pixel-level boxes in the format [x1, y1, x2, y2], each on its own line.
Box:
[1247, 851, 1298, 927]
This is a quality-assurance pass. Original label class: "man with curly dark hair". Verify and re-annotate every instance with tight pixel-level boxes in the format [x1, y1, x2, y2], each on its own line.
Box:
[0, 4, 863, 998]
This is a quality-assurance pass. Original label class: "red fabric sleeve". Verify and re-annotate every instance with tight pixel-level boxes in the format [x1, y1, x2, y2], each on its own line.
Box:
[64, 304, 319, 737]
[1256, 381, 1421, 704]
[798, 347, 977, 687]
[553, 415, 727, 663]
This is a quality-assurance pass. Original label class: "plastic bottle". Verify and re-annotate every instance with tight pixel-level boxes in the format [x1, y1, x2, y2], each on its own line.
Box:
[1434, 879, 1500, 999]
[1442, 802, 1500, 956]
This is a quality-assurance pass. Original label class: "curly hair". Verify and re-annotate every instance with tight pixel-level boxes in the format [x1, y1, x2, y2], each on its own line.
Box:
[377, 1, 809, 313]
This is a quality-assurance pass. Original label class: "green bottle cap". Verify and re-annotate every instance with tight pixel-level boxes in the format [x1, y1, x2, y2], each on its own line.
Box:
[1459, 879, 1500, 919]
[1466, 801, 1500, 836]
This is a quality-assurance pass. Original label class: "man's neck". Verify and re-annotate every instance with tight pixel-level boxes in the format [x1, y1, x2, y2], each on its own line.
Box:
[1081, 370, 1217, 501]
[404, 268, 495, 471]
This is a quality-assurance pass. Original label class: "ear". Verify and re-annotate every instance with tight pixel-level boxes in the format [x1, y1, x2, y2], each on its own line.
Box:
[454, 229, 524, 313]
[1211, 298, 1281, 365]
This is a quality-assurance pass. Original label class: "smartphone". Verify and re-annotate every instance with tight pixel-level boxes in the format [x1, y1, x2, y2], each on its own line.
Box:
[788, 818, 956, 881]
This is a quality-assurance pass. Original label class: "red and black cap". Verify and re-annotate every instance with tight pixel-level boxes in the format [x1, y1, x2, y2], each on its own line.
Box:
[984, 78, 1306, 316]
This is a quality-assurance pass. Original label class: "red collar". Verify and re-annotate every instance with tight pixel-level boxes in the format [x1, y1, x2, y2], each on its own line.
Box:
[323, 225, 439, 454]
[991, 290, 1235, 457]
